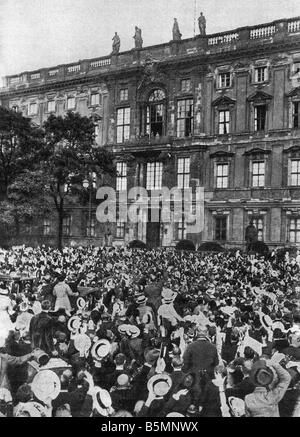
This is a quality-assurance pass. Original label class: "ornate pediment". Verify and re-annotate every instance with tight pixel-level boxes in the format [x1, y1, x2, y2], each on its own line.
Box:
[137, 57, 167, 91]
[209, 150, 235, 158]
[212, 95, 236, 107]
[247, 91, 273, 102]
[244, 147, 271, 156]
[286, 87, 300, 98]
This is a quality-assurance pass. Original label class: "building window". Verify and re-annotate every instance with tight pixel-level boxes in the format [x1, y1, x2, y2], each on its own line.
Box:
[29, 103, 38, 115]
[177, 99, 194, 138]
[47, 101, 55, 113]
[252, 217, 264, 241]
[177, 217, 187, 240]
[254, 105, 266, 131]
[177, 158, 190, 189]
[146, 162, 163, 190]
[216, 163, 229, 188]
[289, 218, 300, 243]
[218, 110, 230, 134]
[116, 219, 125, 238]
[252, 161, 265, 187]
[62, 216, 71, 236]
[181, 79, 191, 92]
[116, 107, 130, 143]
[120, 89, 129, 101]
[218, 72, 231, 88]
[291, 159, 300, 186]
[215, 216, 227, 241]
[146, 89, 166, 137]
[43, 219, 51, 236]
[254, 66, 268, 83]
[116, 162, 127, 191]
[67, 97, 76, 110]
[293, 102, 299, 129]
[94, 124, 100, 141]
[91, 93, 100, 106]
[86, 215, 95, 237]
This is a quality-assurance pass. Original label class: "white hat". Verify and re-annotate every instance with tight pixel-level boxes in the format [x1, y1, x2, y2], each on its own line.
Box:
[92, 387, 113, 417]
[76, 297, 86, 310]
[67, 316, 81, 332]
[91, 339, 111, 360]
[228, 396, 246, 417]
[272, 321, 286, 332]
[261, 315, 273, 330]
[126, 325, 140, 338]
[166, 412, 185, 417]
[19, 301, 29, 312]
[147, 373, 172, 397]
[161, 288, 177, 303]
[31, 370, 60, 401]
[118, 324, 130, 335]
[15, 401, 46, 417]
[32, 301, 42, 315]
[74, 333, 92, 355]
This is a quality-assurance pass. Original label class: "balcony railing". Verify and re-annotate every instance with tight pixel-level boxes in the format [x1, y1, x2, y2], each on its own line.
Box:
[3, 16, 300, 90]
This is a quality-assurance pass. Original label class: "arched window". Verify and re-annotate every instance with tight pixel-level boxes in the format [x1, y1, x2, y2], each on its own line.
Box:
[145, 89, 166, 137]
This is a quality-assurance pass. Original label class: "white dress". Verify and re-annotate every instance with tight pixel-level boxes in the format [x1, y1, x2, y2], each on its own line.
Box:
[53, 281, 76, 313]
[0, 295, 14, 344]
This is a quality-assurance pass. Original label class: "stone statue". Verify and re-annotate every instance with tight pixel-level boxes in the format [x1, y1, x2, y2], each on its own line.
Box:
[112, 32, 120, 55]
[133, 26, 143, 49]
[245, 220, 258, 252]
[172, 18, 182, 41]
[198, 12, 206, 35]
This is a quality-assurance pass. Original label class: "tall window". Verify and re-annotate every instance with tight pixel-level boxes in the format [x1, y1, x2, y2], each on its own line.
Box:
[67, 97, 75, 110]
[181, 79, 191, 92]
[293, 102, 299, 129]
[146, 89, 166, 137]
[177, 158, 190, 189]
[177, 217, 187, 240]
[218, 72, 231, 88]
[177, 99, 194, 137]
[291, 159, 300, 186]
[116, 162, 127, 191]
[86, 215, 95, 237]
[116, 219, 125, 238]
[254, 66, 267, 83]
[216, 163, 229, 188]
[252, 161, 265, 187]
[29, 103, 37, 115]
[120, 89, 128, 101]
[215, 216, 227, 241]
[254, 105, 266, 131]
[218, 110, 230, 134]
[62, 216, 71, 236]
[146, 162, 163, 190]
[43, 219, 51, 236]
[47, 100, 55, 113]
[91, 93, 100, 106]
[252, 217, 264, 241]
[289, 218, 300, 243]
[117, 107, 130, 143]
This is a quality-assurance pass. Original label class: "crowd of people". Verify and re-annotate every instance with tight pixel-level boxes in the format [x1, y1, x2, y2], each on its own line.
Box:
[0, 244, 299, 418]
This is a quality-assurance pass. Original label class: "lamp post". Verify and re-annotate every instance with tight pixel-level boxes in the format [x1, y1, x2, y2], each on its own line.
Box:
[83, 176, 93, 240]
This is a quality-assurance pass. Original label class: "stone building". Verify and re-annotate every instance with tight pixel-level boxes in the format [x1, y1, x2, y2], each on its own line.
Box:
[1, 16, 300, 249]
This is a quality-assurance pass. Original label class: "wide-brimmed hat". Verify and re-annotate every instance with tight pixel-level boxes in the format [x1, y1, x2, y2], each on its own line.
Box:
[142, 312, 153, 325]
[76, 297, 86, 310]
[147, 373, 172, 397]
[135, 295, 147, 305]
[91, 339, 111, 360]
[118, 324, 130, 335]
[166, 412, 185, 417]
[92, 387, 113, 416]
[67, 316, 81, 332]
[126, 325, 140, 338]
[31, 370, 60, 401]
[19, 301, 29, 312]
[261, 314, 273, 330]
[0, 287, 8, 295]
[74, 333, 92, 355]
[228, 396, 246, 417]
[250, 359, 275, 387]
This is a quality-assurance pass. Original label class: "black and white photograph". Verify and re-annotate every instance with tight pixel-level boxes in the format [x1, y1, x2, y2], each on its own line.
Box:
[1, 0, 300, 422]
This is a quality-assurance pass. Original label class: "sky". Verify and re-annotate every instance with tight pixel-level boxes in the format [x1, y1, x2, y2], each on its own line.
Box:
[0, 0, 300, 84]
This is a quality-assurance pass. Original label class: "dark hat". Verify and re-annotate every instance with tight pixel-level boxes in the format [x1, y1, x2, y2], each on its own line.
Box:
[250, 359, 274, 387]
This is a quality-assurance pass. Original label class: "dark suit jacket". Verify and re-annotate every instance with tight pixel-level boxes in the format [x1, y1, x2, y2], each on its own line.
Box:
[183, 338, 219, 377]
[29, 311, 54, 354]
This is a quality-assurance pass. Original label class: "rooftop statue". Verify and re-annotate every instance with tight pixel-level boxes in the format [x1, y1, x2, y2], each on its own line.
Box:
[133, 26, 143, 49]
[172, 18, 182, 41]
[198, 12, 206, 35]
[112, 32, 120, 55]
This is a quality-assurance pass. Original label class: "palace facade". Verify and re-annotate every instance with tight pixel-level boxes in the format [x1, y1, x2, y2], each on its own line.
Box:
[1, 16, 300, 249]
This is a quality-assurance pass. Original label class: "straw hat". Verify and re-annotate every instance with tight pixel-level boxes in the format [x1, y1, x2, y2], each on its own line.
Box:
[31, 370, 60, 401]
[67, 316, 81, 332]
[92, 387, 113, 416]
[147, 373, 172, 397]
[126, 325, 140, 338]
[76, 297, 86, 310]
[91, 339, 111, 360]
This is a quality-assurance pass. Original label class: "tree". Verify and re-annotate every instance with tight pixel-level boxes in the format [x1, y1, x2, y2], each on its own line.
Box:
[41, 111, 115, 250]
[0, 106, 43, 199]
